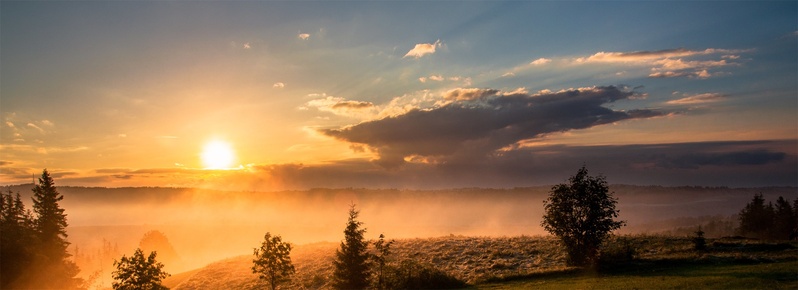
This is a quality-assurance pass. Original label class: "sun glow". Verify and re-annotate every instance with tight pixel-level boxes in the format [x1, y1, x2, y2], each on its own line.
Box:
[201, 140, 236, 169]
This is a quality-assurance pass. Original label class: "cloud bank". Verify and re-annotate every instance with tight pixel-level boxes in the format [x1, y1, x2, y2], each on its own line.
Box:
[321, 86, 663, 167]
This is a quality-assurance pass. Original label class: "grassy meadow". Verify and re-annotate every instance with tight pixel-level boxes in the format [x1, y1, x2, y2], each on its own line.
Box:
[163, 235, 797, 289]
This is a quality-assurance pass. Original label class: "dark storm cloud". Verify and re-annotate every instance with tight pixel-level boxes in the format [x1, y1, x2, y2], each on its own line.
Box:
[322, 86, 664, 167]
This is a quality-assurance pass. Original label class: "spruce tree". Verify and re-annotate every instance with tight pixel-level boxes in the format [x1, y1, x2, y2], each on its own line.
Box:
[332, 204, 370, 290]
[0, 190, 36, 288]
[737, 193, 775, 239]
[31, 169, 81, 289]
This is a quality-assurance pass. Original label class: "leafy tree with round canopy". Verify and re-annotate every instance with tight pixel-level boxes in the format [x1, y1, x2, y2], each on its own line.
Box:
[541, 166, 624, 266]
[112, 248, 170, 290]
[252, 232, 295, 290]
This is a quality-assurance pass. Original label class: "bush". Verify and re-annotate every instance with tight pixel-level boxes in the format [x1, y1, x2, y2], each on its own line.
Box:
[598, 237, 636, 266]
[383, 259, 466, 289]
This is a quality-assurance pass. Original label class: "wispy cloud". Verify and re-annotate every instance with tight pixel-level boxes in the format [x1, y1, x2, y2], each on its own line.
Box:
[573, 48, 749, 79]
[666, 93, 725, 105]
[298, 33, 310, 40]
[273, 82, 285, 88]
[302, 94, 376, 118]
[530, 58, 551, 65]
[404, 40, 442, 59]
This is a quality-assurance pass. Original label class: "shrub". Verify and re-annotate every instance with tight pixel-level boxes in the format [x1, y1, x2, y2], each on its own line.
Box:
[383, 259, 466, 289]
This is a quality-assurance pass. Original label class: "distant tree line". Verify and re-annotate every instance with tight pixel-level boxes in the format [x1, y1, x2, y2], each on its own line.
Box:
[737, 193, 798, 240]
[1, 169, 82, 289]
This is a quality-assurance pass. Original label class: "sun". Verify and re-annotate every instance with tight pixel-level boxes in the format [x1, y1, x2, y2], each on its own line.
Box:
[201, 140, 236, 169]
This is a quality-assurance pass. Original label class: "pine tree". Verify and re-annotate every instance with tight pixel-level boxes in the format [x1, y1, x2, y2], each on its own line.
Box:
[332, 204, 371, 290]
[31, 169, 81, 289]
[0, 190, 36, 288]
[737, 193, 775, 239]
[773, 196, 797, 240]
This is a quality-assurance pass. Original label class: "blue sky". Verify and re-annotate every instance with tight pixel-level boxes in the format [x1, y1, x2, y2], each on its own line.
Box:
[1, 1, 796, 189]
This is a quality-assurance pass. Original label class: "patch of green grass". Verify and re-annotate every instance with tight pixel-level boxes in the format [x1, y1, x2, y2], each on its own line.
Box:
[474, 260, 798, 289]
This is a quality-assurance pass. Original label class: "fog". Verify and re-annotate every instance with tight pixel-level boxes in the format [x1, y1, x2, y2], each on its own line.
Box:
[4, 184, 795, 287]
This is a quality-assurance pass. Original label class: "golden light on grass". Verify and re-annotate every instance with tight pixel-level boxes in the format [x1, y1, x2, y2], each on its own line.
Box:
[201, 140, 236, 169]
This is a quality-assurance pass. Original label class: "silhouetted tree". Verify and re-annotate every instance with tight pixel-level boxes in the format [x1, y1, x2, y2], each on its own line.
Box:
[773, 196, 797, 240]
[0, 190, 37, 288]
[30, 169, 82, 289]
[737, 193, 775, 239]
[692, 226, 707, 252]
[371, 233, 394, 290]
[541, 166, 624, 266]
[332, 204, 371, 290]
[112, 248, 169, 290]
[252, 232, 295, 290]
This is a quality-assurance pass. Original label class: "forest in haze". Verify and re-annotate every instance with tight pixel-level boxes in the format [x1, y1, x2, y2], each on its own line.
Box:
[2, 174, 796, 289]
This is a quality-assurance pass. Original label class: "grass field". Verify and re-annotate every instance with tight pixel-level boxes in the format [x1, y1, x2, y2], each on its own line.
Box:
[164, 235, 798, 289]
[475, 260, 798, 289]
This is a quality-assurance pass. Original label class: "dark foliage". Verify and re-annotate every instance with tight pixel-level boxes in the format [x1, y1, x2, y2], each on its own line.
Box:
[0, 190, 37, 288]
[112, 248, 170, 290]
[371, 233, 394, 290]
[252, 232, 295, 290]
[541, 166, 624, 266]
[692, 226, 707, 252]
[382, 259, 466, 289]
[738, 194, 797, 240]
[1, 170, 82, 289]
[332, 204, 371, 290]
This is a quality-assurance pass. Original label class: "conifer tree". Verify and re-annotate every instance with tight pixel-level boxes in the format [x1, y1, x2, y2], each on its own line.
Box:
[332, 204, 370, 290]
[0, 190, 36, 288]
[737, 193, 775, 239]
[31, 169, 81, 289]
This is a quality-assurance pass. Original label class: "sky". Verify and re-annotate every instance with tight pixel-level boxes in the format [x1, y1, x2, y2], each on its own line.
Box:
[1, 1, 796, 190]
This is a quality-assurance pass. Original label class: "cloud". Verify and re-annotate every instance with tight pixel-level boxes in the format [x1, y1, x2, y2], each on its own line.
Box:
[666, 93, 725, 105]
[26, 123, 44, 133]
[303, 95, 376, 118]
[331, 101, 374, 110]
[573, 48, 749, 79]
[243, 42, 251, 49]
[298, 33, 310, 40]
[428, 75, 444, 81]
[403, 40, 442, 59]
[530, 58, 551, 65]
[321, 86, 664, 167]
[442, 88, 499, 101]
[273, 82, 285, 88]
